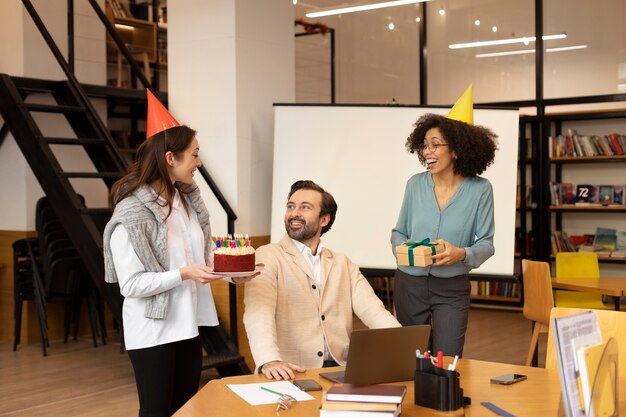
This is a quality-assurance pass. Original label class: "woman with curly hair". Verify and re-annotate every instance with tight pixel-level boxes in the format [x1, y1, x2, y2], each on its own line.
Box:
[390, 86, 498, 357]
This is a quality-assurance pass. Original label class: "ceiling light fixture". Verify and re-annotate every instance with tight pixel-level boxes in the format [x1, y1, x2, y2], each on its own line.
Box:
[305, 0, 431, 18]
[474, 19, 480, 26]
[475, 44, 587, 58]
[492, 26, 497, 33]
[438, 7, 445, 16]
[449, 33, 566, 49]
[388, 22, 395, 30]
[415, 16, 421, 23]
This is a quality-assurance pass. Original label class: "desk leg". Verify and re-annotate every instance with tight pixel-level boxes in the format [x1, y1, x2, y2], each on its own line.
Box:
[615, 297, 620, 311]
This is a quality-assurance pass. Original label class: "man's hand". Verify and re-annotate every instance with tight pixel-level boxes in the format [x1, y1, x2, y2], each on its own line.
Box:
[261, 361, 305, 380]
[231, 263, 265, 284]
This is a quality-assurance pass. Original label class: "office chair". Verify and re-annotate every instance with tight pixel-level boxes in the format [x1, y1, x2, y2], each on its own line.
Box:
[554, 252, 609, 310]
[522, 259, 554, 366]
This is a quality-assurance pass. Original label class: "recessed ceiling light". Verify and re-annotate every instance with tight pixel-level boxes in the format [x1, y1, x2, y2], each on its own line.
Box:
[475, 44, 587, 58]
[306, 0, 432, 18]
[492, 26, 497, 33]
[449, 33, 567, 49]
[415, 16, 421, 23]
[439, 7, 445, 16]
[388, 22, 395, 30]
[474, 19, 481, 26]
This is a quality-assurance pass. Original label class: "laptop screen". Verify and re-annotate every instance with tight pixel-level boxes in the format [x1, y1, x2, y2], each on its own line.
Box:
[320, 325, 430, 385]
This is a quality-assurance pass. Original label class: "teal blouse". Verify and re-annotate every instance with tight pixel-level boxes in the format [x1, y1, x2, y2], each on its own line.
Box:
[391, 171, 495, 277]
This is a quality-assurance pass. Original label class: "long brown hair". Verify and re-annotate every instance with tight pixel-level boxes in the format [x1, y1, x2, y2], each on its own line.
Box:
[110, 125, 197, 214]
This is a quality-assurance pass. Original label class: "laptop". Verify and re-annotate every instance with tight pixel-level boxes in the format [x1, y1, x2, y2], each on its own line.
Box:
[319, 325, 430, 385]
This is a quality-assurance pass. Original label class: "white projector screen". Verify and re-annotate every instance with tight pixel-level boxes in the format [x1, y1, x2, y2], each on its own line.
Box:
[272, 105, 519, 277]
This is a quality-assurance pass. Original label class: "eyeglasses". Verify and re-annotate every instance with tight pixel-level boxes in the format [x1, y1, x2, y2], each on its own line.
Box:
[420, 143, 449, 152]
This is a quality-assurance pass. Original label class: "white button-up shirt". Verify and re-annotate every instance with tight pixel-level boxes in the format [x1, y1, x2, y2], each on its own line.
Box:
[291, 238, 333, 360]
[110, 190, 219, 350]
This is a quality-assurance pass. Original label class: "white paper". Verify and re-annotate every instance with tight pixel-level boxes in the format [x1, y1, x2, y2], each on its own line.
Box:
[227, 381, 315, 405]
[552, 311, 602, 417]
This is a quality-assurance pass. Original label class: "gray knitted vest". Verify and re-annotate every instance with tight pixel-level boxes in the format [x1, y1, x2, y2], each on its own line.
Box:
[102, 182, 211, 319]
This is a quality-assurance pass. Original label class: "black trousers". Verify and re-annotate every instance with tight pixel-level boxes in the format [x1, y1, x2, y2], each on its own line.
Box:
[127, 335, 202, 417]
[393, 270, 471, 357]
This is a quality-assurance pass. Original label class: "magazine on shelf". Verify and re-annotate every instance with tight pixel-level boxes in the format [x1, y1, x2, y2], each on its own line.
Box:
[552, 311, 602, 417]
[598, 185, 614, 205]
[575, 338, 618, 417]
[613, 185, 624, 205]
[594, 228, 617, 251]
[575, 184, 598, 204]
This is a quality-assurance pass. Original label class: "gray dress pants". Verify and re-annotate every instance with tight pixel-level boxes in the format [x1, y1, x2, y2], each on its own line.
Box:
[393, 269, 471, 357]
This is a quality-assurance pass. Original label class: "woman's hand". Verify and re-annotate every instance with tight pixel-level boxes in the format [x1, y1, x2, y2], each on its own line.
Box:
[431, 239, 466, 266]
[180, 264, 223, 284]
[231, 263, 265, 284]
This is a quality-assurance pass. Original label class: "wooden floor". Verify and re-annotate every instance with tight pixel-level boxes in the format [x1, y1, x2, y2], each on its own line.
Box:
[0, 307, 547, 416]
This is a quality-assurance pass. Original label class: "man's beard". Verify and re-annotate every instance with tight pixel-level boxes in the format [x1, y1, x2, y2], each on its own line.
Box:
[285, 217, 318, 242]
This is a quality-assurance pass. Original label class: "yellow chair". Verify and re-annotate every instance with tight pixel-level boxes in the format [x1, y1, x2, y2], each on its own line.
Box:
[546, 307, 626, 385]
[554, 252, 609, 310]
[522, 259, 555, 366]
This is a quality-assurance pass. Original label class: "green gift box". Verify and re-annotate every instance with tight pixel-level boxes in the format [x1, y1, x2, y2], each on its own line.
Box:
[396, 239, 444, 267]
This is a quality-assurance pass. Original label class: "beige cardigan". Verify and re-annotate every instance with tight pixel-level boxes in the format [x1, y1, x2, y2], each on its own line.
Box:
[243, 235, 400, 371]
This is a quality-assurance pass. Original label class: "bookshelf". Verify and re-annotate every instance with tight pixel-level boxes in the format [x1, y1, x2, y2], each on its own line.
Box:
[105, 0, 167, 89]
[545, 109, 626, 265]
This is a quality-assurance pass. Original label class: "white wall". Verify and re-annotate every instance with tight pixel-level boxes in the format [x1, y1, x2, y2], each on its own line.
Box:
[168, 0, 294, 236]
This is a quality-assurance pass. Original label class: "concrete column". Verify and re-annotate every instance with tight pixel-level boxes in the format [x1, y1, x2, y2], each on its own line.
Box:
[168, 0, 295, 236]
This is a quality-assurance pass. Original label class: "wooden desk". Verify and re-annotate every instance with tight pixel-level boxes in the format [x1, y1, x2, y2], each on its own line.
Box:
[551, 277, 626, 310]
[175, 360, 568, 417]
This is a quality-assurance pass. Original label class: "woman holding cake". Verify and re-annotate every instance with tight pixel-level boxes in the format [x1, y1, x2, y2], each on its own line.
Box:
[390, 85, 498, 357]
[103, 90, 257, 417]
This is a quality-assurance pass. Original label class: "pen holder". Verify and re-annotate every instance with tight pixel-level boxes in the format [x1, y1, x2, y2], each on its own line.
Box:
[414, 358, 463, 411]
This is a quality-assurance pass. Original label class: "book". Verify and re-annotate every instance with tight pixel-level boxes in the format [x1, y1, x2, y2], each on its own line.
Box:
[320, 408, 399, 417]
[552, 311, 602, 417]
[325, 384, 406, 404]
[616, 231, 626, 250]
[320, 398, 401, 416]
[575, 185, 597, 204]
[575, 342, 617, 417]
[597, 185, 614, 205]
[594, 227, 617, 251]
[612, 185, 624, 205]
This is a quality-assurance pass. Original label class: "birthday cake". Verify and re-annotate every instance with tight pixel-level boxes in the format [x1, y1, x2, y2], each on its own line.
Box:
[213, 235, 255, 272]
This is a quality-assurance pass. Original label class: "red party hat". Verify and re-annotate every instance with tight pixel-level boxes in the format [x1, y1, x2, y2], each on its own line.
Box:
[146, 89, 180, 139]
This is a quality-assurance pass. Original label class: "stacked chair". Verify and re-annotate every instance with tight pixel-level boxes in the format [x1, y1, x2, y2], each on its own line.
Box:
[13, 197, 104, 356]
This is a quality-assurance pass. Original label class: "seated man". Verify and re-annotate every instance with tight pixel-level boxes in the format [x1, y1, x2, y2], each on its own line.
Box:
[244, 180, 400, 380]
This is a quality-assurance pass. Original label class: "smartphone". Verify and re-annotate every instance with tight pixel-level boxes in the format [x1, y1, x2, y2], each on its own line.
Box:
[490, 374, 527, 385]
[293, 379, 323, 391]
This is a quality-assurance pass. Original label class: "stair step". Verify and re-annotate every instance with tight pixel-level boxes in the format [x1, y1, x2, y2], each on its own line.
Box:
[13, 76, 65, 94]
[40, 136, 105, 145]
[59, 172, 123, 179]
[25, 102, 85, 114]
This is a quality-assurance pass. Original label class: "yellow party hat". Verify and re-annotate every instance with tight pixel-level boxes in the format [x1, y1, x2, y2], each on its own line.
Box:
[446, 84, 473, 125]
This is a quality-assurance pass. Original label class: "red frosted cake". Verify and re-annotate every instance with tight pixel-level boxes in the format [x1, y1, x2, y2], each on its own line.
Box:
[213, 235, 255, 272]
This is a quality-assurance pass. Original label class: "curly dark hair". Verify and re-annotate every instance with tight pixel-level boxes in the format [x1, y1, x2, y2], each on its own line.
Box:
[288, 180, 337, 236]
[405, 113, 498, 177]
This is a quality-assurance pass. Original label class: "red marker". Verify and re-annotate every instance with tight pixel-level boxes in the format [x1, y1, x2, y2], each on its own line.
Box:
[437, 351, 443, 368]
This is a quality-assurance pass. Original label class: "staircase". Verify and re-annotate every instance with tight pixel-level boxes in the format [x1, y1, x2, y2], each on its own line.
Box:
[0, 74, 126, 325]
[0, 0, 250, 376]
